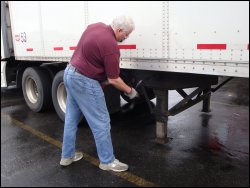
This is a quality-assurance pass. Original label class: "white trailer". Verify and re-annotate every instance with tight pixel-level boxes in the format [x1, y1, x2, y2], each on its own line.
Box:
[1, 1, 249, 143]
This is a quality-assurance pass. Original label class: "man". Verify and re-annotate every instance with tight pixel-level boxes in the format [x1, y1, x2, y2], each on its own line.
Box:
[60, 16, 138, 172]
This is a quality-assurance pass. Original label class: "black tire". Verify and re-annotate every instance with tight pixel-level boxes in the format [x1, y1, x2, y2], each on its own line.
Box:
[22, 67, 52, 112]
[52, 70, 66, 122]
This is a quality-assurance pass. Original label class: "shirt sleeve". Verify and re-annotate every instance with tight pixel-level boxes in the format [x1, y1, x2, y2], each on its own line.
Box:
[103, 53, 120, 79]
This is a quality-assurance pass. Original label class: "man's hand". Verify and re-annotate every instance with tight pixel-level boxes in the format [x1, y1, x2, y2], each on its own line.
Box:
[107, 77, 138, 99]
[125, 87, 139, 99]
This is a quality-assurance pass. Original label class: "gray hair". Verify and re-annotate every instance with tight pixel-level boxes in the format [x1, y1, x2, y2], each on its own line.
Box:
[111, 16, 135, 32]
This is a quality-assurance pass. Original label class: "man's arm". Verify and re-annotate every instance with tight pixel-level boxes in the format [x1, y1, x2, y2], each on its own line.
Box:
[107, 77, 139, 99]
[108, 77, 132, 94]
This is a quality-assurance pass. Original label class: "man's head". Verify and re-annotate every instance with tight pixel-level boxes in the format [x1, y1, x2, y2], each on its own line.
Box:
[111, 16, 135, 42]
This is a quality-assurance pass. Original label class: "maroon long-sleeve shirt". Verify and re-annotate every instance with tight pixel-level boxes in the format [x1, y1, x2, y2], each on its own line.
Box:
[70, 22, 120, 81]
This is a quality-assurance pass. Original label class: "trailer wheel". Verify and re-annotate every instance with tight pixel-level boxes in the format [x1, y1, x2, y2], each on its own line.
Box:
[22, 67, 52, 112]
[52, 70, 66, 121]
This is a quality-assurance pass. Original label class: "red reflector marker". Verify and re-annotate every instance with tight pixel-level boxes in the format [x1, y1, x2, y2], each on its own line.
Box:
[54, 47, 63, 51]
[69, 46, 76, 50]
[197, 44, 227, 50]
[118, 45, 136, 49]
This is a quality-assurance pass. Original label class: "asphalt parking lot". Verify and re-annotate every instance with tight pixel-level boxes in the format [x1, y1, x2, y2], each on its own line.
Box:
[1, 77, 249, 187]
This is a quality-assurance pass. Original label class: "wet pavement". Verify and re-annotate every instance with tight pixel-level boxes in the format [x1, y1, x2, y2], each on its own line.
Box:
[1, 77, 249, 187]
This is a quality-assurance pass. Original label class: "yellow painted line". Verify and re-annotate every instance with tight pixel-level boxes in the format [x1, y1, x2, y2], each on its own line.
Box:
[1, 113, 158, 187]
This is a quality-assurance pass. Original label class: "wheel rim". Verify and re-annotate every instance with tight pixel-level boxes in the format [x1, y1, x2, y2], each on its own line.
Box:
[57, 82, 66, 113]
[26, 77, 38, 104]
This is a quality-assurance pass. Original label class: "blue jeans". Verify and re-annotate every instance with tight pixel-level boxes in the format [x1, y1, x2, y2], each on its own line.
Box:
[61, 64, 115, 164]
